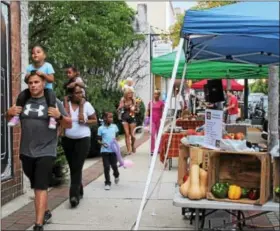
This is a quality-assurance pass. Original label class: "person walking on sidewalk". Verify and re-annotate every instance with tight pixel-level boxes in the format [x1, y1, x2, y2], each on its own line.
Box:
[97, 112, 120, 190]
[146, 89, 164, 156]
[61, 85, 97, 208]
[117, 88, 139, 155]
[6, 72, 71, 231]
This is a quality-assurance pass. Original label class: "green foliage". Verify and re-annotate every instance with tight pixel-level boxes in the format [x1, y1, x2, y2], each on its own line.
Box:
[249, 80, 268, 94]
[28, 2, 146, 160]
[169, 1, 236, 48]
[28, 1, 144, 119]
[169, 14, 184, 48]
[192, 1, 237, 10]
[29, 1, 140, 69]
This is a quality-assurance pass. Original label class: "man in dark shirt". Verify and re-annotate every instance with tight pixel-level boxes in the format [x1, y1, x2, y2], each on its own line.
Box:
[6, 72, 71, 231]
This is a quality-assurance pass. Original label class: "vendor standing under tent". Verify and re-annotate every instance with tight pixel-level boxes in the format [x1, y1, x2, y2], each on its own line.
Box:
[224, 90, 239, 124]
[171, 87, 184, 118]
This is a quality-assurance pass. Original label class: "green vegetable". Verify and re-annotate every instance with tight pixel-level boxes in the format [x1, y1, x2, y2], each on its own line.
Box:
[241, 188, 249, 198]
[211, 182, 230, 198]
[275, 186, 280, 197]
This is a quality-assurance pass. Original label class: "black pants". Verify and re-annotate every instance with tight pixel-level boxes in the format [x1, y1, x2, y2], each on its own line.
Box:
[102, 152, 119, 185]
[62, 137, 90, 199]
[16, 88, 56, 107]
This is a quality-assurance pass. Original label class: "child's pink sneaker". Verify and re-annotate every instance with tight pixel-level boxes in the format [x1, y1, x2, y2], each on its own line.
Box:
[48, 117, 57, 129]
[8, 115, 20, 127]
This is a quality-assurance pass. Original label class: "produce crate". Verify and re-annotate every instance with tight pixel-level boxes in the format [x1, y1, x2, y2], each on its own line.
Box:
[177, 144, 190, 186]
[207, 151, 271, 205]
[177, 145, 209, 186]
[176, 119, 204, 130]
[273, 157, 280, 203]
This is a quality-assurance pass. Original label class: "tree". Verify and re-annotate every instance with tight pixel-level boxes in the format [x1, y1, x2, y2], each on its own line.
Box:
[192, 1, 237, 10]
[103, 40, 149, 90]
[28, 1, 145, 115]
[169, 14, 184, 48]
[29, 1, 142, 70]
[169, 1, 236, 48]
[249, 79, 268, 94]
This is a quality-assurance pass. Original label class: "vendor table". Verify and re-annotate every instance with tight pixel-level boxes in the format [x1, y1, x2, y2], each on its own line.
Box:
[176, 119, 204, 130]
[160, 132, 186, 169]
[173, 187, 279, 231]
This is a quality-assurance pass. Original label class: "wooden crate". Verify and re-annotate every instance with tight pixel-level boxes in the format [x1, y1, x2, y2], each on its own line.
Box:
[206, 151, 271, 205]
[177, 144, 190, 186]
[177, 145, 209, 186]
[273, 157, 280, 203]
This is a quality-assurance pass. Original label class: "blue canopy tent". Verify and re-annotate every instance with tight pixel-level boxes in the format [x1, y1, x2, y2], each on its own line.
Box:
[134, 3, 280, 230]
[181, 1, 280, 65]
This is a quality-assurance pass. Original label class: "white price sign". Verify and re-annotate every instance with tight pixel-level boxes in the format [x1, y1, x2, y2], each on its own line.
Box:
[203, 109, 223, 149]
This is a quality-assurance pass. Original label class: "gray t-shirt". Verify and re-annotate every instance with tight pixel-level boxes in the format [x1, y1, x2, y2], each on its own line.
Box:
[20, 97, 67, 158]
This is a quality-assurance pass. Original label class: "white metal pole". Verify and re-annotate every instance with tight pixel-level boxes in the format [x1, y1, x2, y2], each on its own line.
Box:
[134, 38, 185, 230]
[163, 63, 187, 168]
[153, 62, 188, 213]
[149, 25, 154, 158]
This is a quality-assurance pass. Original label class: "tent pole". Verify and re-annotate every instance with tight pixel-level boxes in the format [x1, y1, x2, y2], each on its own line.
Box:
[133, 37, 186, 230]
[244, 79, 249, 119]
[149, 24, 153, 157]
[268, 65, 279, 153]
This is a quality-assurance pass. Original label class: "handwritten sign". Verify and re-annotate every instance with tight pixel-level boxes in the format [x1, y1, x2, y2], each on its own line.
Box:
[203, 109, 223, 149]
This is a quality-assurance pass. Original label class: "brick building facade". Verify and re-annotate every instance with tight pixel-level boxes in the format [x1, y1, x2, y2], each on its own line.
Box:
[1, 1, 23, 205]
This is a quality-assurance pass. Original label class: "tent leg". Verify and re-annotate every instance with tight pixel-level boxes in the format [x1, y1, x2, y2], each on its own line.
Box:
[133, 37, 186, 230]
[268, 65, 279, 153]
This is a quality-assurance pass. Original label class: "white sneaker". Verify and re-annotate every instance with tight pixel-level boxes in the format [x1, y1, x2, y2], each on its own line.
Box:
[48, 117, 57, 129]
[115, 178, 119, 185]
[8, 115, 20, 127]
[104, 185, 111, 190]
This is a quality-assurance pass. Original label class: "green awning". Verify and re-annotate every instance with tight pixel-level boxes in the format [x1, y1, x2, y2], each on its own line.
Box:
[152, 51, 268, 79]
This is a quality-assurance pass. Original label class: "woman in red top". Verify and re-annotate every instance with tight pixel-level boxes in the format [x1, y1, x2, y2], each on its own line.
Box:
[224, 90, 239, 124]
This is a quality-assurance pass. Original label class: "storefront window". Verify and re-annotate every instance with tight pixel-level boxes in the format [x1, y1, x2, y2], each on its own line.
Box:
[1, 2, 12, 181]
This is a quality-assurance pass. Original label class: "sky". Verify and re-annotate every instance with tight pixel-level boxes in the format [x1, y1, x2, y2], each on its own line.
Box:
[172, 1, 198, 10]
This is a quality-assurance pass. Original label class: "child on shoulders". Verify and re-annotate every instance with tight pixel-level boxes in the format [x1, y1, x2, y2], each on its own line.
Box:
[8, 45, 57, 129]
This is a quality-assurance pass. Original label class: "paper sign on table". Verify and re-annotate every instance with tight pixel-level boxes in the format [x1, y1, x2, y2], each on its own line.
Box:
[203, 109, 223, 149]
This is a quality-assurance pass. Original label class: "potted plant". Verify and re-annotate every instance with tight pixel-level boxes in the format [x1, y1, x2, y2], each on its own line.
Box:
[50, 139, 68, 187]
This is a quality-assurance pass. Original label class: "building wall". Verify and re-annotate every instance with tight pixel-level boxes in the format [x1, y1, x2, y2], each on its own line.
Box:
[126, 2, 176, 105]
[1, 1, 23, 205]
[127, 1, 168, 33]
[166, 1, 176, 31]
[131, 4, 151, 106]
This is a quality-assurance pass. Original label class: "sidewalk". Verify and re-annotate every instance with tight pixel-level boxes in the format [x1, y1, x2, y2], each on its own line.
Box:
[1, 134, 148, 230]
[2, 133, 279, 230]
[28, 137, 191, 230]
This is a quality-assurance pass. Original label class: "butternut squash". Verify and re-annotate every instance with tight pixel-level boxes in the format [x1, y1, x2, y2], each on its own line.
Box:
[187, 164, 202, 200]
[199, 168, 208, 198]
[179, 177, 190, 197]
